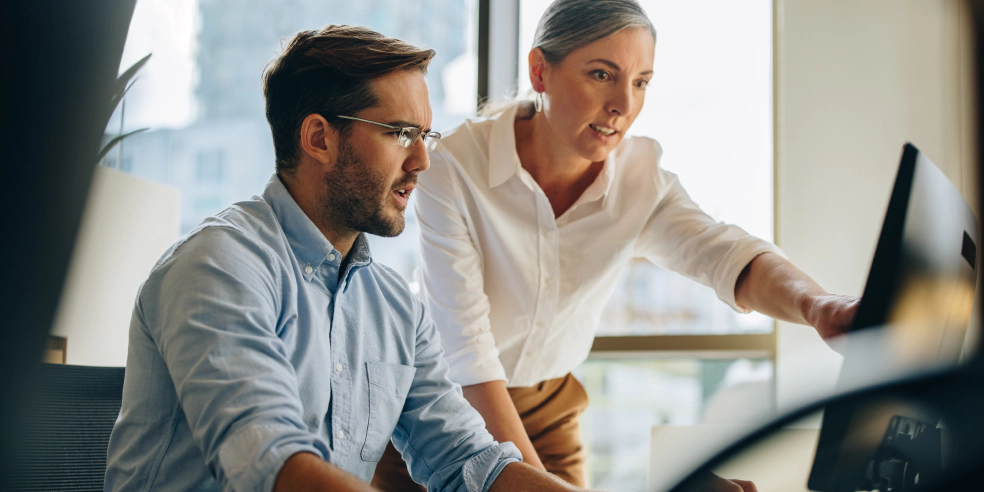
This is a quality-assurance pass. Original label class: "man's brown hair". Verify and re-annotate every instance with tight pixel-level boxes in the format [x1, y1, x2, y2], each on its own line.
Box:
[262, 25, 435, 174]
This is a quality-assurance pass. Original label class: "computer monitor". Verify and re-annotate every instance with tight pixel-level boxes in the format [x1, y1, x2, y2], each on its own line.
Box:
[807, 143, 980, 491]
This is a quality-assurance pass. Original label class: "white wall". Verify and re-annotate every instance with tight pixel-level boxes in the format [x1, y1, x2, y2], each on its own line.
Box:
[51, 166, 180, 367]
[775, 0, 976, 411]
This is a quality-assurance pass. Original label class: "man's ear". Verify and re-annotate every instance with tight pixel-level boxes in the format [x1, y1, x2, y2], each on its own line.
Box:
[528, 48, 547, 93]
[299, 114, 337, 167]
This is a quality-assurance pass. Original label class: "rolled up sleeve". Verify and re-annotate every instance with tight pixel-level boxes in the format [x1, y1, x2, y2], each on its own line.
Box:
[415, 149, 507, 386]
[141, 226, 329, 492]
[635, 154, 787, 312]
[391, 298, 521, 492]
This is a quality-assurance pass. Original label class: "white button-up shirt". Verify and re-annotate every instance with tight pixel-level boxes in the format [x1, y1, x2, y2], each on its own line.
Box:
[415, 104, 785, 388]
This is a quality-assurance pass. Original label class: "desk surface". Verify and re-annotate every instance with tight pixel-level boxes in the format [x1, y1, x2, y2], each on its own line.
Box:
[649, 424, 821, 492]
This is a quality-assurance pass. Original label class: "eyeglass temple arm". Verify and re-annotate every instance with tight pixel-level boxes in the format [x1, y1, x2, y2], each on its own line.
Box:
[335, 115, 402, 130]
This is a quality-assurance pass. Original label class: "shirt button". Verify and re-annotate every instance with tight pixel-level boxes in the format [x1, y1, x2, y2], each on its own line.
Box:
[545, 277, 555, 288]
[304, 265, 313, 274]
[336, 430, 344, 440]
[536, 321, 546, 329]
[544, 231, 556, 240]
[335, 363, 343, 373]
[327, 253, 336, 262]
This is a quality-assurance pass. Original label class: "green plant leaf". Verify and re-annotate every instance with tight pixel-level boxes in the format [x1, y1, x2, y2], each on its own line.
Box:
[108, 53, 151, 117]
[99, 53, 151, 166]
[97, 128, 149, 163]
[114, 53, 151, 99]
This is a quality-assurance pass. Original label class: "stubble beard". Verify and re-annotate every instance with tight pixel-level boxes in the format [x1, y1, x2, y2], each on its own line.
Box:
[320, 136, 410, 238]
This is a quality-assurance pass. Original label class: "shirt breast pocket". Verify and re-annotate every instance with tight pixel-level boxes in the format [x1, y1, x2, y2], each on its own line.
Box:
[361, 361, 416, 462]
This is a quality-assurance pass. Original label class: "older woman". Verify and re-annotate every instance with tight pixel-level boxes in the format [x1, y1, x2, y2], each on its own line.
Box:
[372, 0, 858, 489]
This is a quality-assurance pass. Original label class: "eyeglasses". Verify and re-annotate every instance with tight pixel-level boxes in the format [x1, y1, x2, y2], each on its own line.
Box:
[336, 115, 442, 151]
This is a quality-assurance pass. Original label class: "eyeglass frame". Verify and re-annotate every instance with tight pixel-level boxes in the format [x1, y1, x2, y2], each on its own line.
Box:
[335, 115, 441, 151]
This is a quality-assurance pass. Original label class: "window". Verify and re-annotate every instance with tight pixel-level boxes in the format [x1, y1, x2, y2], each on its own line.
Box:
[195, 150, 224, 183]
[113, 0, 478, 253]
[575, 358, 774, 490]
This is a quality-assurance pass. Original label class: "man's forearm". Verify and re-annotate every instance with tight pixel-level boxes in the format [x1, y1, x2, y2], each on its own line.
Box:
[274, 452, 377, 492]
[461, 380, 546, 471]
[489, 462, 585, 492]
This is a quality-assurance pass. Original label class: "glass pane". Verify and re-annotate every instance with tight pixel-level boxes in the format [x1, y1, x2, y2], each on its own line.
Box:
[519, 0, 774, 335]
[574, 358, 775, 490]
[111, 0, 478, 275]
[600, 259, 774, 335]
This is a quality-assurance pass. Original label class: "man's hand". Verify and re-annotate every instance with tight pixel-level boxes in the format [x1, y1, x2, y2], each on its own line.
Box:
[683, 472, 758, 492]
[803, 294, 860, 339]
[489, 462, 592, 491]
[274, 452, 378, 492]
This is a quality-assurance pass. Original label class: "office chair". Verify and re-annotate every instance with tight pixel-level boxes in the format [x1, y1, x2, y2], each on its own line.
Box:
[10, 364, 125, 491]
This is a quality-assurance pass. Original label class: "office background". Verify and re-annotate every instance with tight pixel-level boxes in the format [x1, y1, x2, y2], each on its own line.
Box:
[52, 0, 977, 489]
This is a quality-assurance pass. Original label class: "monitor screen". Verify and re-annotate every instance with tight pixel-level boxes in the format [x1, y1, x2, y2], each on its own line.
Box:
[808, 143, 979, 491]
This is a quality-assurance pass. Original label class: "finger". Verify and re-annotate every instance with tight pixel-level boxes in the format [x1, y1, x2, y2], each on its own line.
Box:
[710, 477, 744, 492]
[730, 479, 759, 492]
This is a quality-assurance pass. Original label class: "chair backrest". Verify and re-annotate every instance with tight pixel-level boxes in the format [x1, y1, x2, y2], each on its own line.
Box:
[11, 363, 125, 491]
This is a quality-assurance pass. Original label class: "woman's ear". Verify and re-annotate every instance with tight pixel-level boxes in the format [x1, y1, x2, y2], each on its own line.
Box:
[528, 48, 547, 93]
[298, 114, 337, 167]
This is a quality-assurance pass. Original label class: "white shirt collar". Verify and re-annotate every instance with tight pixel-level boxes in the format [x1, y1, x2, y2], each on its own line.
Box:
[487, 103, 618, 204]
[488, 104, 523, 189]
[579, 149, 618, 207]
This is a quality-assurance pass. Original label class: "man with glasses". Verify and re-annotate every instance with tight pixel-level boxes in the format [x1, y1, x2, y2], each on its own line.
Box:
[104, 25, 586, 492]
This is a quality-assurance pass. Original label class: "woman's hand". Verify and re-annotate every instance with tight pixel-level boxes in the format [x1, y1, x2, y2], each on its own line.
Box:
[803, 294, 861, 339]
[735, 253, 860, 341]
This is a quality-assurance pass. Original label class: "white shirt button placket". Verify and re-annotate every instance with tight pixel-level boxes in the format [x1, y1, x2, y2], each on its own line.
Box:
[524, 200, 562, 381]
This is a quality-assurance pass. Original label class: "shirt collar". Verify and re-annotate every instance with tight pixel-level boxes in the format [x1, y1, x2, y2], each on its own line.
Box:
[262, 173, 372, 269]
[346, 233, 373, 267]
[487, 104, 619, 203]
[488, 104, 523, 188]
[588, 150, 618, 204]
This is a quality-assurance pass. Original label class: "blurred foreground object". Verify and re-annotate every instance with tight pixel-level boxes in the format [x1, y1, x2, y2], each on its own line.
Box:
[669, 364, 984, 492]
[0, 0, 137, 488]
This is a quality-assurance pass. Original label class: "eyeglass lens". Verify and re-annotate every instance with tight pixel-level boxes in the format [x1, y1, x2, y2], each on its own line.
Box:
[398, 128, 440, 151]
[397, 128, 417, 148]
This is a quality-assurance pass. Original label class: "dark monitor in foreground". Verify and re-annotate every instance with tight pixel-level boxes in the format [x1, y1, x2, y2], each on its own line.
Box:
[807, 143, 980, 491]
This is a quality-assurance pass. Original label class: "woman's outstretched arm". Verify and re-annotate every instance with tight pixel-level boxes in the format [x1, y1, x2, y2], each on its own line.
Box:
[734, 252, 859, 339]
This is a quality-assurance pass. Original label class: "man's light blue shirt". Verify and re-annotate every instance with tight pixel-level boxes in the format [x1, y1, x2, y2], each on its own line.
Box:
[104, 174, 521, 492]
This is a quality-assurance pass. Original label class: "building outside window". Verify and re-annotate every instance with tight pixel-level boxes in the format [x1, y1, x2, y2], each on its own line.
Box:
[195, 149, 224, 183]
[111, 0, 478, 269]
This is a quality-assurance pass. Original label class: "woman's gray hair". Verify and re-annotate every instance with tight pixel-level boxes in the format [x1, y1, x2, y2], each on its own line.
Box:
[533, 0, 656, 65]
[479, 0, 656, 116]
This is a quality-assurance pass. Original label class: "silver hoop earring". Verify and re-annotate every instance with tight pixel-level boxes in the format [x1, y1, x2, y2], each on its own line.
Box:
[534, 92, 543, 113]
